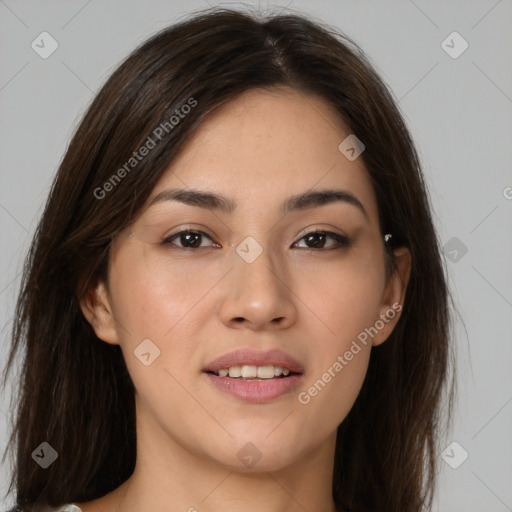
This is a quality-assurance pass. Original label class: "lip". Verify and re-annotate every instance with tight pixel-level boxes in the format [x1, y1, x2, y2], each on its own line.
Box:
[205, 372, 303, 403]
[202, 348, 305, 374]
[202, 348, 305, 403]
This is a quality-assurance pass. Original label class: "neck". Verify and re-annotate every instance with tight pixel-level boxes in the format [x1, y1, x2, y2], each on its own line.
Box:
[101, 400, 339, 512]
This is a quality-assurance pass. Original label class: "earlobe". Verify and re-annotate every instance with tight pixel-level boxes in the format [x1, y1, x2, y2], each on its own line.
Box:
[79, 280, 119, 345]
[372, 246, 412, 346]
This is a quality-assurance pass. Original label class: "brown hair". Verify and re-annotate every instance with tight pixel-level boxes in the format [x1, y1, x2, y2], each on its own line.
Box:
[2, 7, 455, 511]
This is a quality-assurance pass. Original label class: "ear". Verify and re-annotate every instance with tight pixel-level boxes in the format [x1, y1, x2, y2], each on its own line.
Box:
[79, 280, 119, 345]
[372, 246, 411, 346]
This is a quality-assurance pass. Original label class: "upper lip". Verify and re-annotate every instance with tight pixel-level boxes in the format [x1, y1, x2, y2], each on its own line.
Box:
[203, 348, 304, 374]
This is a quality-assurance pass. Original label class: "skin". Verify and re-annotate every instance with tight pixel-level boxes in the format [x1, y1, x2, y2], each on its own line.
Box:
[78, 86, 411, 512]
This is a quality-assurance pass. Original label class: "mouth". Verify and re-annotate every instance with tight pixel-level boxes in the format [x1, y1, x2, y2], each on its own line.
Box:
[202, 349, 304, 403]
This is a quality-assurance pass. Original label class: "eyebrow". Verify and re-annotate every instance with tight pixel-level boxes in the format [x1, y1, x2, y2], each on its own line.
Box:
[148, 187, 368, 218]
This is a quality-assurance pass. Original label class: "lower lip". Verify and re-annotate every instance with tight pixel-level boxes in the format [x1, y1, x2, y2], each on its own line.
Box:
[204, 373, 303, 403]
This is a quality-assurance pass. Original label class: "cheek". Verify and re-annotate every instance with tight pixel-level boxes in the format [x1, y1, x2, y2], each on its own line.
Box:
[109, 245, 216, 340]
[292, 250, 383, 423]
[294, 247, 385, 347]
[109, 260, 204, 419]
[296, 343, 370, 438]
[107, 249, 221, 400]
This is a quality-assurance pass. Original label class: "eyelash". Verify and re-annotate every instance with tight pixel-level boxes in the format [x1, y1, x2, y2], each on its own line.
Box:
[161, 229, 350, 251]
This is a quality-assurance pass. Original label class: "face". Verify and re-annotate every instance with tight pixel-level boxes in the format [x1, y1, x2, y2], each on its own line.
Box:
[82, 86, 410, 473]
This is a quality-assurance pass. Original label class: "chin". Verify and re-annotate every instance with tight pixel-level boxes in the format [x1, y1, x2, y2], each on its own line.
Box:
[204, 433, 305, 473]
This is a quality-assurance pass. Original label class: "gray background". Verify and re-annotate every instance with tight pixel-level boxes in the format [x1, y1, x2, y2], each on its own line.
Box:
[1, 0, 511, 510]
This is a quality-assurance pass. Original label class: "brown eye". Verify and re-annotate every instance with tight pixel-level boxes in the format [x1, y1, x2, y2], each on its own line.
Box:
[162, 230, 217, 249]
[294, 231, 350, 250]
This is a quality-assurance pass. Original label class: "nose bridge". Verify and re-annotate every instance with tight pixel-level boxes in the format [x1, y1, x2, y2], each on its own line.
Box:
[232, 234, 286, 296]
[218, 234, 296, 329]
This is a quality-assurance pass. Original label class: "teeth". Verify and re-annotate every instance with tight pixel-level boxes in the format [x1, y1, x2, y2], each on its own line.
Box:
[228, 367, 242, 378]
[257, 366, 275, 378]
[216, 365, 293, 379]
[241, 365, 257, 378]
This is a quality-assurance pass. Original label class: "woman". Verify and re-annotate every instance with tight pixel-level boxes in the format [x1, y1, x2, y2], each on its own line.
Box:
[2, 7, 454, 512]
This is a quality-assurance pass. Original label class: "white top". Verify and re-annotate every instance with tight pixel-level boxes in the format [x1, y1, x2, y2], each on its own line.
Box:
[52, 506, 83, 512]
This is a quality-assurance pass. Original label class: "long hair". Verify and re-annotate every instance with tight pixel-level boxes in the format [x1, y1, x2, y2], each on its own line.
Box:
[2, 7, 455, 511]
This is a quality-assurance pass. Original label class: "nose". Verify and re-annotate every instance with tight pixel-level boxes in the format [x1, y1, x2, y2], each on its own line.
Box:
[217, 242, 298, 331]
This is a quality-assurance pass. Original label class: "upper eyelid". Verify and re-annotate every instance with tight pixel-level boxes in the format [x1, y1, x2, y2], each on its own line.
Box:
[163, 228, 213, 241]
[162, 222, 348, 238]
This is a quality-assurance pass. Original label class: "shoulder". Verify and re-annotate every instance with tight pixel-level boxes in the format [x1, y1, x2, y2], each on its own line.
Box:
[43, 506, 83, 512]
[5, 506, 83, 512]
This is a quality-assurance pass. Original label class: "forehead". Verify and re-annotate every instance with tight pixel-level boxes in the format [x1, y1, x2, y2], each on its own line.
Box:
[150, 86, 379, 223]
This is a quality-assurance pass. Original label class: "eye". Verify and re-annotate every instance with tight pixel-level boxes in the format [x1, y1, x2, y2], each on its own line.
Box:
[161, 230, 219, 249]
[293, 230, 350, 250]
[161, 229, 349, 251]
